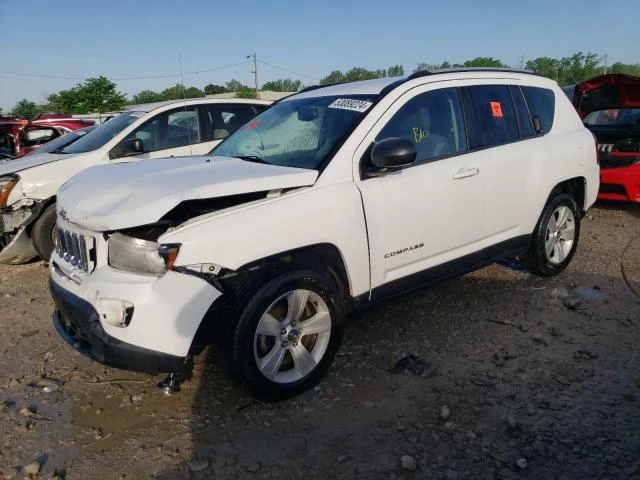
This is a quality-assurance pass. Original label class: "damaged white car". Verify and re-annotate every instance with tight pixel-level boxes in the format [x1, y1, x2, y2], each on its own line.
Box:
[50, 69, 599, 400]
[0, 98, 270, 264]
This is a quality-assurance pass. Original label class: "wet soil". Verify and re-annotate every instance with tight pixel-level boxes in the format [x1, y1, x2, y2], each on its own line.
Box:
[0, 201, 639, 480]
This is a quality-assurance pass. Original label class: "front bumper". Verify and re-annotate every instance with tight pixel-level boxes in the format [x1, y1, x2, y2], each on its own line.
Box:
[598, 165, 640, 203]
[49, 251, 222, 371]
[51, 279, 184, 372]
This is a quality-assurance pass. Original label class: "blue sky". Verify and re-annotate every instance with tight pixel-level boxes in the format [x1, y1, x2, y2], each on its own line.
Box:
[0, 0, 637, 111]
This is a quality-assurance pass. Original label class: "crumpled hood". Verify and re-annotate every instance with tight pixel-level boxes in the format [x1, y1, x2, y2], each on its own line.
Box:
[58, 156, 319, 231]
[573, 74, 640, 117]
[0, 152, 76, 176]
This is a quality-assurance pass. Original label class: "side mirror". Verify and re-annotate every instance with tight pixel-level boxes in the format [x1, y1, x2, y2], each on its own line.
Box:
[115, 138, 144, 158]
[370, 137, 416, 170]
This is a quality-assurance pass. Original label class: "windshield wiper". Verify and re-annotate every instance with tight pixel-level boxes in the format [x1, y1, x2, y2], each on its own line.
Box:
[233, 155, 270, 165]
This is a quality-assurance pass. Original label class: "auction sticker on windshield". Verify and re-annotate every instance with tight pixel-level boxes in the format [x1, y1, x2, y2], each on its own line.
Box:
[329, 98, 373, 113]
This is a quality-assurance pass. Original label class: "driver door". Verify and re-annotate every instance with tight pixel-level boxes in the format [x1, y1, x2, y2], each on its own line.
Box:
[355, 86, 487, 298]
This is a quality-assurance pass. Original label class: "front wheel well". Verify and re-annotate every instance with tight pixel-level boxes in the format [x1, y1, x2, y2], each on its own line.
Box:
[221, 244, 352, 301]
[190, 244, 352, 349]
[25, 196, 56, 238]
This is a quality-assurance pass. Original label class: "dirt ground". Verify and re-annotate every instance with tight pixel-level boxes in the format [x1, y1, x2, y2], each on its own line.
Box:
[0, 201, 639, 480]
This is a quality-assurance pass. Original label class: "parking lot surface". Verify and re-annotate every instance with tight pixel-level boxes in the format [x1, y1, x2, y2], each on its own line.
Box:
[1, 202, 639, 480]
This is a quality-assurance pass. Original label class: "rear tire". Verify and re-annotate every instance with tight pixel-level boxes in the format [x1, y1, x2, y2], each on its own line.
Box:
[32, 204, 57, 262]
[523, 193, 580, 276]
[217, 269, 344, 401]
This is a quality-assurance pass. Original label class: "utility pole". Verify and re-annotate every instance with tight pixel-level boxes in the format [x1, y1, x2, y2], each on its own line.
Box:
[247, 52, 259, 98]
[603, 53, 608, 75]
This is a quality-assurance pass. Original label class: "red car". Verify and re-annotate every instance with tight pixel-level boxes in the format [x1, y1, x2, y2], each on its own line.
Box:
[569, 74, 640, 203]
[0, 113, 94, 159]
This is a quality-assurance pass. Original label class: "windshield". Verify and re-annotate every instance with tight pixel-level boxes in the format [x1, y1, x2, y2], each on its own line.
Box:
[583, 108, 640, 127]
[61, 111, 144, 154]
[24, 126, 96, 156]
[212, 95, 378, 170]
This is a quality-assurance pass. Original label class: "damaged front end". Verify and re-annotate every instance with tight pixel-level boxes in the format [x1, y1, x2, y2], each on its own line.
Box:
[0, 175, 42, 264]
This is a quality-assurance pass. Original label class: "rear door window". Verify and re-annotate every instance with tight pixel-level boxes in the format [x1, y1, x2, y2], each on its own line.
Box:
[522, 86, 555, 134]
[462, 85, 519, 149]
[122, 106, 200, 153]
[203, 104, 265, 141]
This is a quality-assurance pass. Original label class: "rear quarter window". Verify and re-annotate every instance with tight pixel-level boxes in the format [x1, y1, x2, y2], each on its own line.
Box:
[523, 86, 555, 134]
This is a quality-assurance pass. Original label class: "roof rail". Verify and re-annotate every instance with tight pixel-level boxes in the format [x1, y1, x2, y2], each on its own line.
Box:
[407, 67, 539, 81]
[271, 83, 341, 104]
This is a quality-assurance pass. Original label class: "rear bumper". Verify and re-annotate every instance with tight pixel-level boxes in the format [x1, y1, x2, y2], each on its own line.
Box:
[50, 278, 184, 373]
[598, 165, 640, 203]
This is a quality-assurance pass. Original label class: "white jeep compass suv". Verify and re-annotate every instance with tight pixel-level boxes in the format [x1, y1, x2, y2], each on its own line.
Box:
[49, 69, 599, 400]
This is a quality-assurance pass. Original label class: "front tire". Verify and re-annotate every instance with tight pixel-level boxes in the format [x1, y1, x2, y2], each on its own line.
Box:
[523, 193, 580, 276]
[218, 269, 344, 401]
[32, 204, 57, 262]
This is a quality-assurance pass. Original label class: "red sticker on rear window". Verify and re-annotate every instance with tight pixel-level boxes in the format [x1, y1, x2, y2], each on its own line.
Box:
[245, 119, 260, 130]
[490, 101, 503, 118]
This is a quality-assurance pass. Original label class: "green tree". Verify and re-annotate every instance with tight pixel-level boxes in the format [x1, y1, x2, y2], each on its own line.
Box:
[320, 66, 395, 85]
[261, 78, 302, 92]
[204, 84, 229, 95]
[387, 65, 405, 77]
[609, 62, 640, 76]
[43, 89, 77, 113]
[343, 67, 381, 82]
[527, 52, 602, 86]
[463, 57, 506, 68]
[235, 89, 258, 99]
[10, 99, 39, 116]
[131, 90, 164, 104]
[319, 70, 345, 85]
[225, 79, 250, 92]
[526, 57, 561, 80]
[158, 84, 204, 101]
[73, 76, 127, 113]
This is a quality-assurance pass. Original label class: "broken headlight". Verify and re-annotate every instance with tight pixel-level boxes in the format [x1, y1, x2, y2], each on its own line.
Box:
[0, 175, 18, 208]
[108, 233, 180, 276]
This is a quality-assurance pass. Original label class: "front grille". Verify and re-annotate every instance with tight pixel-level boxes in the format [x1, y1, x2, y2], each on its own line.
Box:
[55, 227, 96, 272]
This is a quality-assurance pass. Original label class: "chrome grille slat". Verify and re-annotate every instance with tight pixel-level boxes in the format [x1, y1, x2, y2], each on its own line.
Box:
[79, 235, 88, 271]
[55, 226, 95, 273]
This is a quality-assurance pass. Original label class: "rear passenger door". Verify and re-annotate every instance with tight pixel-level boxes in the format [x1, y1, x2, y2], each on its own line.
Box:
[459, 84, 548, 246]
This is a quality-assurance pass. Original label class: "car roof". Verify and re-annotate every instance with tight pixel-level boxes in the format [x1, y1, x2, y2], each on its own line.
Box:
[288, 68, 553, 101]
[124, 97, 272, 113]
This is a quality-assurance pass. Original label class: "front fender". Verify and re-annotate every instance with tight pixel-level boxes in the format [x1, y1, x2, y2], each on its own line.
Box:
[159, 183, 371, 298]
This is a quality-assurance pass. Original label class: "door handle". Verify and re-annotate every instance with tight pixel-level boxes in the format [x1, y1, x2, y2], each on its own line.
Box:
[452, 167, 479, 179]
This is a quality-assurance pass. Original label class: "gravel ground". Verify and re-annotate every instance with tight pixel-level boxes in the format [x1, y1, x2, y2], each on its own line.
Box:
[0, 201, 639, 480]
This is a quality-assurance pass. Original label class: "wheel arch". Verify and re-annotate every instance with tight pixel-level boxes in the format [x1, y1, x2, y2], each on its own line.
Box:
[190, 243, 354, 349]
[25, 195, 56, 238]
[549, 177, 586, 213]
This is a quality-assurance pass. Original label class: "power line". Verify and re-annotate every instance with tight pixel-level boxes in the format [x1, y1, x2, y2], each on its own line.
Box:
[257, 60, 320, 81]
[0, 60, 250, 82]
